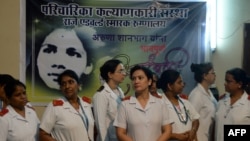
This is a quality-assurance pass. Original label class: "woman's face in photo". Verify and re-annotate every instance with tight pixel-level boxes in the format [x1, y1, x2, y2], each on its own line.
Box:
[37, 29, 87, 89]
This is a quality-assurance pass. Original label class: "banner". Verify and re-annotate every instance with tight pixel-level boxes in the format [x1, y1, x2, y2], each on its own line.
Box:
[23, 0, 207, 105]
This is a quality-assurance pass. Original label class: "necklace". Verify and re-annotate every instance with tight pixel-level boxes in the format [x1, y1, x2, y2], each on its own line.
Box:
[171, 98, 189, 124]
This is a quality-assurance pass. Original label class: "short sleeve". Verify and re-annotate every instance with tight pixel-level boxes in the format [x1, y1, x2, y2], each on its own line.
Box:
[161, 101, 174, 126]
[189, 90, 202, 113]
[0, 116, 8, 140]
[184, 100, 200, 121]
[39, 102, 56, 133]
[113, 102, 127, 129]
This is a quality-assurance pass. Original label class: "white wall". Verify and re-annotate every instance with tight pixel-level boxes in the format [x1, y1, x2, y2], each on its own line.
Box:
[212, 0, 250, 95]
[0, 1, 20, 78]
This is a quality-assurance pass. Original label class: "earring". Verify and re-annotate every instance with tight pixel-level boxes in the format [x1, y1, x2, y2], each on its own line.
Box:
[78, 87, 82, 91]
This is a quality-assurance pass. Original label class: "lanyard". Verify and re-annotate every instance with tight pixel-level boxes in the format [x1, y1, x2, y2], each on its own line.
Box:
[171, 98, 189, 125]
[112, 88, 123, 105]
[78, 98, 91, 141]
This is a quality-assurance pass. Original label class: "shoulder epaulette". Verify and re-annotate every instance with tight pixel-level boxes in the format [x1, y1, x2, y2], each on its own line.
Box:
[82, 96, 92, 104]
[122, 96, 131, 101]
[179, 94, 188, 100]
[53, 99, 64, 106]
[97, 86, 104, 92]
[26, 105, 35, 111]
[0, 108, 9, 116]
[151, 93, 162, 99]
[219, 93, 226, 100]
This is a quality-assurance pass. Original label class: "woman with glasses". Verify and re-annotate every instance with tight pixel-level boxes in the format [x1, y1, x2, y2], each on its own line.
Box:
[215, 68, 250, 141]
[189, 62, 217, 141]
[93, 59, 126, 141]
[157, 69, 200, 141]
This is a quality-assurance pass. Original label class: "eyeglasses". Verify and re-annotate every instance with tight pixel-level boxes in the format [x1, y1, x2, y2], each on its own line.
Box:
[208, 71, 216, 75]
[115, 70, 127, 75]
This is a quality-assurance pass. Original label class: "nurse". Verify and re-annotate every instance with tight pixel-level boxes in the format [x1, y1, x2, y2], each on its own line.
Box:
[93, 59, 126, 141]
[0, 79, 40, 141]
[114, 65, 173, 141]
[215, 68, 250, 141]
[157, 69, 200, 141]
[39, 70, 94, 141]
[189, 62, 217, 141]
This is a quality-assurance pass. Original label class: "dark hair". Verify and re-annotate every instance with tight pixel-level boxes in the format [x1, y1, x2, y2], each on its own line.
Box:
[26, 27, 93, 90]
[152, 72, 159, 80]
[4, 79, 26, 99]
[157, 69, 180, 93]
[226, 68, 248, 90]
[32, 27, 93, 69]
[100, 59, 122, 82]
[190, 62, 213, 83]
[129, 65, 153, 81]
[57, 70, 80, 86]
[0, 74, 15, 86]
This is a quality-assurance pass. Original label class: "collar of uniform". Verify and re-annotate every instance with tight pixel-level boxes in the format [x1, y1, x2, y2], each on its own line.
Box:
[223, 92, 248, 106]
[60, 96, 87, 114]
[103, 82, 124, 99]
[129, 94, 156, 108]
[162, 94, 172, 107]
[6, 105, 31, 121]
[197, 83, 213, 98]
[233, 92, 248, 106]
[59, 97, 71, 109]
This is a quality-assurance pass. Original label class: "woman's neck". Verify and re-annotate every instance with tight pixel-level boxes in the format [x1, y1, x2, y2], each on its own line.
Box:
[12, 105, 25, 118]
[230, 90, 244, 105]
[165, 92, 179, 105]
[68, 95, 78, 103]
[200, 81, 211, 95]
[68, 97, 80, 110]
[108, 80, 118, 90]
[136, 91, 150, 109]
[136, 89, 150, 99]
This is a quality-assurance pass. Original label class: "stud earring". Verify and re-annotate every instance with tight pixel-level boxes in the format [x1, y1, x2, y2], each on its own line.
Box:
[78, 87, 82, 91]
